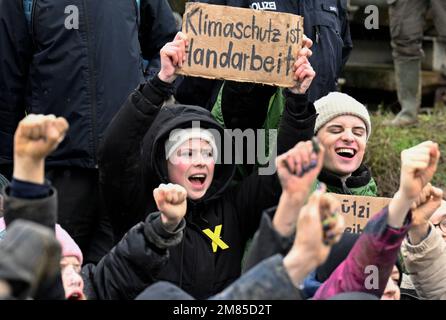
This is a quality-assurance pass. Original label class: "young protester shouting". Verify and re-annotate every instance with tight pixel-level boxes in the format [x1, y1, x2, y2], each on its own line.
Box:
[99, 31, 317, 299]
[0, 114, 190, 300]
[137, 184, 346, 300]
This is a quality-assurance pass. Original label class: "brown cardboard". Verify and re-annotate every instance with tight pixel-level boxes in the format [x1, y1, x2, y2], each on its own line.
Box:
[330, 194, 391, 234]
[178, 2, 304, 87]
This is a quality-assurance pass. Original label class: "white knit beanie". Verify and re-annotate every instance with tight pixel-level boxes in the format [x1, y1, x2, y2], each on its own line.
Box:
[165, 127, 218, 161]
[314, 92, 371, 140]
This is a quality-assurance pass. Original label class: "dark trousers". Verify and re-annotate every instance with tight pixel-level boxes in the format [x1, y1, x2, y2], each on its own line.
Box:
[45, 167, 114, 265]
[389, 0, 446, 61]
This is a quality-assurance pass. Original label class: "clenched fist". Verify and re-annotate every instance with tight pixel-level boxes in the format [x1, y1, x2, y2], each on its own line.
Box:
[400, 141, 440, 200]
[14, 114, 68, 160]
[153, 183, 187, 231]
[13, 114, 69, 184]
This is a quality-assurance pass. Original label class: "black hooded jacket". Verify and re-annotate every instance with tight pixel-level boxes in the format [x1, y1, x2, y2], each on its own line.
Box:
[99, 75, 316, 299]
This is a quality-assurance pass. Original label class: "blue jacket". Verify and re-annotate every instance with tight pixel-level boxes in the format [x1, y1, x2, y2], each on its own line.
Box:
[0, 0, 177, 168]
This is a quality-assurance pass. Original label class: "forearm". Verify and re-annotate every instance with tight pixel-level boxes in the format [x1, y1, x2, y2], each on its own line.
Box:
[314, 208, 411, 299]
[273, 193, 305, 237]
[283, 250, 318, 288]
[277, 90, 316, 155]
[99, 75, 172, 187]
[13, 157, 44, 185]
[242, 208, 294, 273]
[89, 214, 184, 300]
[408, 223, 430, 245]
[3, 185, 56, 229]
[388, 191, 413, 228]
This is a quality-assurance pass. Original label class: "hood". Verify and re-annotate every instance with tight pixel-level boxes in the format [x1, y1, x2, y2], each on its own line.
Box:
[141, 104, 236, 204]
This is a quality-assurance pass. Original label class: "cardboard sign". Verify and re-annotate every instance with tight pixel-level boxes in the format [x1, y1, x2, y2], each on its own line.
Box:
[178, 2, 304, 87]
[330, 194, 391, 234]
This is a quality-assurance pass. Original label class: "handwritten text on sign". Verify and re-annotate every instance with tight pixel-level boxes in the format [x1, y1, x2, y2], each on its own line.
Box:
[331, 194, 391, 234]
[178, 2, 304, 87]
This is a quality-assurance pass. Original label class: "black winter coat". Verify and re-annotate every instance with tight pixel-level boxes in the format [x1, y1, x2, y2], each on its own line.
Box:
[99, 75, 316, 299]
[3, 184, 183, 300]
[0, 0, 177, 169]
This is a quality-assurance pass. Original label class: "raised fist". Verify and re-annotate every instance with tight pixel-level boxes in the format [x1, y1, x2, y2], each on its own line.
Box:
[276, 139, 324, 203]
[400, 141, 440, 200]
[14, 114, 69, 161]
[153, 183, 187, 231]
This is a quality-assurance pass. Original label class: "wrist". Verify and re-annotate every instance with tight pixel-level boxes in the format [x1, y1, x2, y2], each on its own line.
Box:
[388, 190, 413, 228]
[408, 222, 430, 245]
[273, 193, 305, 237]
[397, 188, 416, 203]
[160, 214, 181, 232]
[283, 249, 318, 288]
[13, 156, 45, 184]
[157, 71, 176, 84]
[280, 192, 305, 207]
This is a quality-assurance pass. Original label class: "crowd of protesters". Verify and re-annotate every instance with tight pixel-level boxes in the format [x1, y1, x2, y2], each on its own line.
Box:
[0, 0, 445, 300]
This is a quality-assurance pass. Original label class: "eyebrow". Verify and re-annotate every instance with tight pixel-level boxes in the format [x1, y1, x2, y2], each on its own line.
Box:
[179, 147, 213, 152]
[327, 124, 366, 130]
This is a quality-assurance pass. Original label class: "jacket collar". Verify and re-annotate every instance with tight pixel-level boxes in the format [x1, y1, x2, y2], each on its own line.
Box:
[318, 164, 372, 190]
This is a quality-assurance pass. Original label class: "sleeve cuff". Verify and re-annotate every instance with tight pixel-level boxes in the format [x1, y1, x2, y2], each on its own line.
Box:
[143, 212, 185, 249]
[10, 178, 51, 199]
[403, 222, 442, 254]
[151, 212, 186, 238]
[140, 75, 174, 106]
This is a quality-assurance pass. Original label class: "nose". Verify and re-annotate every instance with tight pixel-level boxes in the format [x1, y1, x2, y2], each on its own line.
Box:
[340, 129, 355, 142]
[69, 276, 82, 287]
[191, 151, 209, 166]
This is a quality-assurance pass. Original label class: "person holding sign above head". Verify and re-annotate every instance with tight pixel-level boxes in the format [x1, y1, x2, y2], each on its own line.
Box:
[175, 0, 352, 110]
[98, 31, 319, 299]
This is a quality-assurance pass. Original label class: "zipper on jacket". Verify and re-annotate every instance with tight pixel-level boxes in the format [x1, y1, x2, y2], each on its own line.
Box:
[81, 0, 98, 167]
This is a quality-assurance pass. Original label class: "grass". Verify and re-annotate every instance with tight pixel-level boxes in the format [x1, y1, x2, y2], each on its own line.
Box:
[365, 109, 446, 197]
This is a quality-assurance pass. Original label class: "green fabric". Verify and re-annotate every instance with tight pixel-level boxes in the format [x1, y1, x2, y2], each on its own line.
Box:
[311, 177, 378, 196]
[211, 83, 285, 180]
[211, 84, 284, 134]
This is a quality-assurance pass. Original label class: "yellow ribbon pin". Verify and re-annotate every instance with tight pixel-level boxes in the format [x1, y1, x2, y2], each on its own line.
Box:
[202, 224, 229, 253]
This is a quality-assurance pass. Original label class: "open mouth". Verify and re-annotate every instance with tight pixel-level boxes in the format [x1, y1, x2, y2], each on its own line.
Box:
[188, 174, 207, 186]
[67, 290, 84, 300]
[335, 148, 357, 159]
